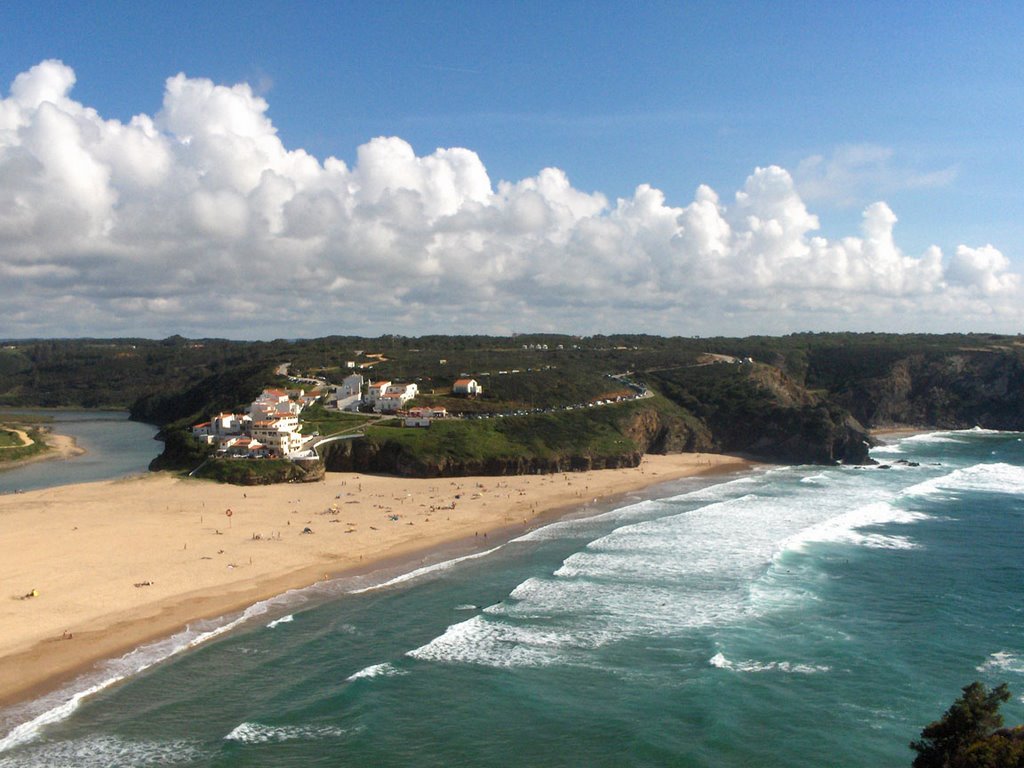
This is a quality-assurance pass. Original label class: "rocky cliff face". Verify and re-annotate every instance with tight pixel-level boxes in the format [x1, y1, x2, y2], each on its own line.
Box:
[647, 363, 874, 465]
[319, 438, 644, 478]
[835, 350, 1024, 430]
[709, 402, 872, 465]
[616, 404, 715, 454]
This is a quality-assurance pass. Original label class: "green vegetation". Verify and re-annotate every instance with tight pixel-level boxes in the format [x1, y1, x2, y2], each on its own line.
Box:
[0, 428, 22, 448]
[362, 400, 654, 465]
[296, 404, 374, 436]
[911, 682, 1024, 767]
[193, 457, 323, 485]
[3, 331, 1023, 474]
[0, 425, 49, 464]
[147, 428, 214, 472]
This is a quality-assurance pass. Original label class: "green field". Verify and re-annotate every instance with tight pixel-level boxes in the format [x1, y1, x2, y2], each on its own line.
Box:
[363, 401, 647, 464]
[297, 404, 375, 436]
[0, 428, 23, 448]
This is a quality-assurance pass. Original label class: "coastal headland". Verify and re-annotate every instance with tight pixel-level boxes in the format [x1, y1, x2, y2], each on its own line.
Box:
[0, 453, 750, 709]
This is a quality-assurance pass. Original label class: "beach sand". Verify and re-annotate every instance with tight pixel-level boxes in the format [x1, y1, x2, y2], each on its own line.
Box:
[0, 453, 750, 708]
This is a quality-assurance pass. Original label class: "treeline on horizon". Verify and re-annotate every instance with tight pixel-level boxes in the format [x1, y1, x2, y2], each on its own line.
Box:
[2, 332, 1023, 455]
[0, 331, 1017, 409]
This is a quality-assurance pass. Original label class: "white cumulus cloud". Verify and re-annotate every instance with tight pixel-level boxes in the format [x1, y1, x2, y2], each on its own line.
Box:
[0, 60, 1019, 338]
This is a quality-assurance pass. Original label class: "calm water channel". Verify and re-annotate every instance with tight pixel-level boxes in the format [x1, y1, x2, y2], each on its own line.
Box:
[0, 411, 160, 494]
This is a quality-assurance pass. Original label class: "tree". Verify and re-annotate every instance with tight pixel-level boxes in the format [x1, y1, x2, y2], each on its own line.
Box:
[911, 682, 1014, 768]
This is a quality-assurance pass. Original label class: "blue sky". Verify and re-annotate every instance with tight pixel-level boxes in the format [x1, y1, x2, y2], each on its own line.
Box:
[0, 2, 1022, 338]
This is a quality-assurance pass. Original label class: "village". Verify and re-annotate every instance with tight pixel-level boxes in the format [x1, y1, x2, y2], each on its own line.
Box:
[190, 374, 485, 460]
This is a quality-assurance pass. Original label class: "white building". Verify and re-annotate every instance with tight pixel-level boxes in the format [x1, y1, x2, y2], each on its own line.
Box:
[340, 374, 364, 398]
[366, 380, 392, 405]
[221, 436, 264, 457]
[404, 406, 448, 427]
[250, 415, 305, 457]
[193, 412, 249, 444]
[375, 383, 418, 413]
[249, 389, 301, 420]
[452, 378, 483, 396]
[334, 373, 365, 412]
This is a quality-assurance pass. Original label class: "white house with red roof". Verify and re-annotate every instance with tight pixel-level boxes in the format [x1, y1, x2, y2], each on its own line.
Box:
[404, 406, 448, 427]
[452, 378, 483, 396]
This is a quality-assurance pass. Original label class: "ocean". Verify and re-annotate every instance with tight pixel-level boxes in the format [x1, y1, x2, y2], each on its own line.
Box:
[1, 428, 1023, 767]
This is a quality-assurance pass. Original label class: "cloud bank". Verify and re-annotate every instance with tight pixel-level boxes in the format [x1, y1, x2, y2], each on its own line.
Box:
[0, 60, 1019, 338]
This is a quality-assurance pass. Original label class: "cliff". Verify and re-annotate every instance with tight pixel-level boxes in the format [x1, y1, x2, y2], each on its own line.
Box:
[648, 363, 873, 465]
[826, 348, 1024, 430]
[319, 438, 643, 477]
[319, 402, 708, 478]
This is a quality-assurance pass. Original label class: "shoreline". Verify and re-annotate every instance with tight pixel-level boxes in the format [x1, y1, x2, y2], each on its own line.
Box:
[0, 427, 85, 474]
[0, 453, 754, 720]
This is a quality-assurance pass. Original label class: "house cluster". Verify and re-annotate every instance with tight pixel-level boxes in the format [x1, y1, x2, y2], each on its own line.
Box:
[327, 374, 422, 413]
[326, 374, 482, 427]
[403, 405, 449, 427]
[192, 388, 317, 459]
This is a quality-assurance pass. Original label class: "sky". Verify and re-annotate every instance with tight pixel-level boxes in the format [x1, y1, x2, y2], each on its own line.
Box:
[1, 1, 1022, 340]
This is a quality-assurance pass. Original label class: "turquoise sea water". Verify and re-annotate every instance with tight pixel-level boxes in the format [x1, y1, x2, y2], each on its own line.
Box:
[2, 429, 1023, 767]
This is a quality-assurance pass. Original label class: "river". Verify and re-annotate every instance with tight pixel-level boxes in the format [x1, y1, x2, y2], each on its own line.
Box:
[0, 411, 160, 494]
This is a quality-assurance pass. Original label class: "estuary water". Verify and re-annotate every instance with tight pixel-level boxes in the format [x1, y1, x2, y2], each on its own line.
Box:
[0, 411, 159, 494]
[1, 429, 1023, 766]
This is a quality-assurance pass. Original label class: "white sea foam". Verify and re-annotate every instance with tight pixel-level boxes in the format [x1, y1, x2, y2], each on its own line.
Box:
[903, 434, 965, 445]
[348, 545, 504, 594]
[901, 427, 1010, 447]
[870, 444, 905, 455]
[267, 614, 294, 628]
[780, 501, 927, 553]
[511, 475, 759, 545]
[709, 652, 830, 674]
[409, 476, 900, 670]
[408, 615, 572, 668]
[904, 463, 1024, 498]
[977, 651, 1024, 675]
[224, 721, 350, 744]
[509, 499, 664, 543]
[0, 734, 204, 768]
[346, 662, 407, 681]
[0, 589, 311, 753]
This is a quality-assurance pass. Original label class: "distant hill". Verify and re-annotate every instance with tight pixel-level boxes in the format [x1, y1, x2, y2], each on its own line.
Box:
[2, 332, 1021, 475]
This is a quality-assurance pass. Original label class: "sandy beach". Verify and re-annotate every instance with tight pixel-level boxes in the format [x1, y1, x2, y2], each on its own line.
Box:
[0, 452, 751, 708]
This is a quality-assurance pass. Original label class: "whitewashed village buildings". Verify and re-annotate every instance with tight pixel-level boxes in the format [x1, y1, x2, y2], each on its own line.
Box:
[193, 388, 313, 459]
[192, 364, 492, 459]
